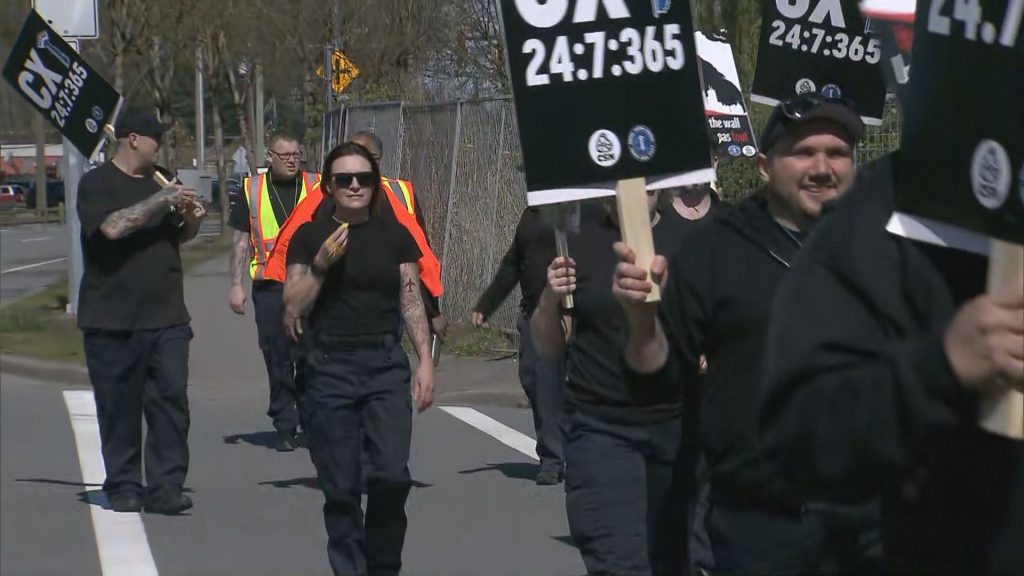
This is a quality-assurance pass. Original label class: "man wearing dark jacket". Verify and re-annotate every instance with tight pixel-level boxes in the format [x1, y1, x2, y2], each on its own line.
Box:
[612, 95, 881, 573]
[759, 152, 1023, 574]
[472, 207, 566, 484]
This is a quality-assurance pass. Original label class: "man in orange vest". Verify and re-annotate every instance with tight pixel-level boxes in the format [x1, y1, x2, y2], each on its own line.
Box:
[227, 133, 321, 452]
[349, 130, 448, 340]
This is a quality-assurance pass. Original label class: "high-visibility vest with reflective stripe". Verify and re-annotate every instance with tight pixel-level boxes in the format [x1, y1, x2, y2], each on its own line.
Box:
[244, 171, 321, 282]
[380, 178, 443, 297]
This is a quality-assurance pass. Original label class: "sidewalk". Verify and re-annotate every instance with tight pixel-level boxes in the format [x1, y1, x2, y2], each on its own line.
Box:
[184, 253, 528, 408]
[1, 251, 527, 408]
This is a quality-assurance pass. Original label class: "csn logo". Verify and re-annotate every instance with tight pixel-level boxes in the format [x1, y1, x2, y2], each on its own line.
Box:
[589, 129, 622, 167]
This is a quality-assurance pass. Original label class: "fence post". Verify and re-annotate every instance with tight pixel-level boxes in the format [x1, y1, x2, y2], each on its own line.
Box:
[396, 101, 405, 178]
[438, 101, 463, 312]
[485, 105, 507, 276]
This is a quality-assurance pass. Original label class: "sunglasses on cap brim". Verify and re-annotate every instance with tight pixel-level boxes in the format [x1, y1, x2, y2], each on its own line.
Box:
[780, 94, 858, 120]
[329, 172, 375, 188]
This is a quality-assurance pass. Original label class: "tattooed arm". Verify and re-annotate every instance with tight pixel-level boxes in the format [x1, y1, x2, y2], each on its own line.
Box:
[400, 263, 432, 360]
[228, 230, 251, 314]
[401, 262, 435, 411]
[282, 263, 324, 341]
[99, 185, 192, 240]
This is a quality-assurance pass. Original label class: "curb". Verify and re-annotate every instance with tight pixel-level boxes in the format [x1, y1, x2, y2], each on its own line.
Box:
[0, 353, 90, 385]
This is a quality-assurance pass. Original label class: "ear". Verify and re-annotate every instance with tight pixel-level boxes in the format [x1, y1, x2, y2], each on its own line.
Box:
[756, 153, 771, 183]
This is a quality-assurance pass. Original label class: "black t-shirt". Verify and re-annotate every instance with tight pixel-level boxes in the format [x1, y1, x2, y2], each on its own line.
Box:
[473, 207, 557, 318]
[228, 174, 302, 233]
[287, 208, 421, 340]
[565, 210, 688, 423]
[76, 162, 190, 330]
[656, 192, 728, 251]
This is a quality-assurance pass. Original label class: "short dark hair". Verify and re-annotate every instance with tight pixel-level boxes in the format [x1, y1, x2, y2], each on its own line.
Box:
[267, 132, 299, 150]
[321, 141, 383, 214]
[349, 129, 383, 157]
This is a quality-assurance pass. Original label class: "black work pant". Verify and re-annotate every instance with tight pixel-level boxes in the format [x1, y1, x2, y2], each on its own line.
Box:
[304, 336, 413, 576]
[82, 324, 192, 499]
[517, 312, 566, 468]
[564, 408, 689, 576]
[701, 488, 885, 575]
[252, 281, 301, 434]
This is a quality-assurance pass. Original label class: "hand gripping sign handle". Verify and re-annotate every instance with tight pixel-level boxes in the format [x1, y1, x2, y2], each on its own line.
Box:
[978, 239, 1024, 439]
[616, 177, 660, 303]
[554, 221, 574, 310]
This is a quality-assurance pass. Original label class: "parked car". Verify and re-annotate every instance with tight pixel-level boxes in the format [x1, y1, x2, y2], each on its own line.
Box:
[25, 181, 65, 209]
[0, 184, 27, 205]
[211, 178, 243, 209]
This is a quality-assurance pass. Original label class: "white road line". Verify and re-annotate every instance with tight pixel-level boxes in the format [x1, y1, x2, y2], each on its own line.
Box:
[21, 236, 50, 243]
[439, 405, 538, 461]
[63, 391, 159, 576]
[0, 256, 67, 275]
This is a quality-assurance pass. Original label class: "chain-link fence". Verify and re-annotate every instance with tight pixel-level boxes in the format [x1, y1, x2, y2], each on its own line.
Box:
[335, 96, 903, 338]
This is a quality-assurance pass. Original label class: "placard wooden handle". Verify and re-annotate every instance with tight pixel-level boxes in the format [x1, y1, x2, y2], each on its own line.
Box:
[554, 227, 574, 310]
[615, 177, 659, 303]
[978, 238, 1024, 439]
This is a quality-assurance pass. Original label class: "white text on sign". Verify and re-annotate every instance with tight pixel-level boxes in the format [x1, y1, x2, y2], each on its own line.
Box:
[927, 0, 1022, 47]
[513, 0, 631, 28]
[16, 48, 87, 129]
[769, 0, 879, 64]
[524, 25, 686, 86]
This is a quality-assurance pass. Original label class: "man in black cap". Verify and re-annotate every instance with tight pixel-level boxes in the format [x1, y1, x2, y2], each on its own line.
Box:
[611, 95, 881, 573]
[77, 108, 205, 514]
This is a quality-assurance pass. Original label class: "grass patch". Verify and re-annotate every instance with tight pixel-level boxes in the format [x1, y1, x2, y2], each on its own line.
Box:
[401, 322, 518, 360]
[0, 232, 232, 365]
[0, 276, 83, 363]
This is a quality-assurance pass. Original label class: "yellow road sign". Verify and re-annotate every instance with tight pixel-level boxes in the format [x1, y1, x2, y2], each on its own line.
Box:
[319, 49, 359, 94]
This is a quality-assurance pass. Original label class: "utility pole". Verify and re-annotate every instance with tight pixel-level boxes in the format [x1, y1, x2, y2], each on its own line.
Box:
[32, 114, 46, 218]
[196, 45, 205, 168]
[254, 62, 264, 158]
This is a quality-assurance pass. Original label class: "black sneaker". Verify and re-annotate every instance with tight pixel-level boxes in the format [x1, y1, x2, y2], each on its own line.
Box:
[535, 464, 564, 486]
[275, 430, 297, 452]
[144, 492, 193, 515]
[108, 492, 142, 513]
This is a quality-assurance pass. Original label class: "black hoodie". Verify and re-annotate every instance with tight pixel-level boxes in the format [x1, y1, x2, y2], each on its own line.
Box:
[634, 190, 807, 509]
[760, 153, 1023, 574]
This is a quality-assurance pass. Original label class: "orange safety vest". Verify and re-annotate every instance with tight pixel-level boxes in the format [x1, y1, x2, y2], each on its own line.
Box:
[244, 171, 322, 282]
[380, 178, 444, 297]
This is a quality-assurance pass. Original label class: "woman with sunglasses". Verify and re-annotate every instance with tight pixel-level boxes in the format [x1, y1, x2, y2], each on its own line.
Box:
[283, 141, 434, 576]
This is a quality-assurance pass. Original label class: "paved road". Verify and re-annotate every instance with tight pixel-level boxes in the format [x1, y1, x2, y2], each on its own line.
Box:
[0, 223, 69, 305]
[0, 373, 584, 576]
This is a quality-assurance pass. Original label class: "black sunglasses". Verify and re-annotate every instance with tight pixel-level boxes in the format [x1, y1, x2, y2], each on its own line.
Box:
[330, 172, 375, 189]
[780, 93, 858, 120]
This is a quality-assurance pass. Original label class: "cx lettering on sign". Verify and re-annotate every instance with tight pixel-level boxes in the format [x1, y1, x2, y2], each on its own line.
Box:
[499, 0, 714, 204]
[3, 10, 121, 159]
[752, 0, 887, 124]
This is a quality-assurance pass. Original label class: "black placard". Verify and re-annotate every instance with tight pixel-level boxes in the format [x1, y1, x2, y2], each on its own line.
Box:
[696, 31, 759, 160]
[498, 0, 713, 203]
[752, 0, 887, 124]
[897, 0, 1023, 245]
[2, 11, 122, 159]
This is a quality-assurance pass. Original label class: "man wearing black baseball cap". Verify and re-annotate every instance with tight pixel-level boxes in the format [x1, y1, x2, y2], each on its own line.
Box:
[611, 94, 881, 573]
[77, 107, 205, 515]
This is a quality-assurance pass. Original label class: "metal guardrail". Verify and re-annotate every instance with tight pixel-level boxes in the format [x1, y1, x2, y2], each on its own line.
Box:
[0, 204, 65, 225]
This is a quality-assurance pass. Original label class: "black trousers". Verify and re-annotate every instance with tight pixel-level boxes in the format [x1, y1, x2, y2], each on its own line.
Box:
[82, 324, 192, 498]
[564, 408, 690, 576]
[304, 335, 413, 576]
[516, 312, 566, 468]
[252, 282, 301, 433]
[701, 488, 885, 575]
